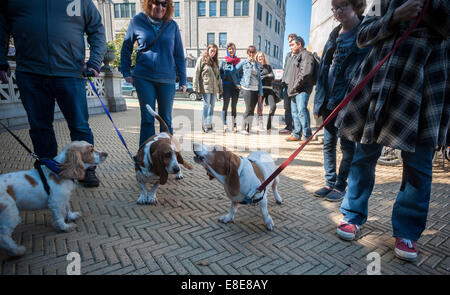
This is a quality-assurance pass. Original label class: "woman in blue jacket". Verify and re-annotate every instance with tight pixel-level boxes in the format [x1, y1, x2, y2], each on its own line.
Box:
[120, 0, 186, 146]
[312, 0, 370, 202]
[236, 45, 263, 135]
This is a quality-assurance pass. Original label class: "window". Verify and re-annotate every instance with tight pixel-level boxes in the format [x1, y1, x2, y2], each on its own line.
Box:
[210, 1, 217, 16]
[266, 11, 269, 26]
[207, 33, 215, 45]
[198, 1, 206, 16]
[277, 0, 282, 8]
[174, 2, 180, 17]
[220, 0, 228, 16]
[114, 3, 136, 19]
[219, 33, 227, 48]
[269, 14, 272, 29]
[268, 41, 271, 56]
[257, 35, 261, 51]
[274, 45, 278, 58]
[275, 19, 280, 34]
[264, 40, 267, 54]
[234, 0, 249, 16]
[257, 3, 262, 21]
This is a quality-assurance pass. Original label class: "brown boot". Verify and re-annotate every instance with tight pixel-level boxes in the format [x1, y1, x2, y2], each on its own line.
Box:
[285, 135, 300, 141]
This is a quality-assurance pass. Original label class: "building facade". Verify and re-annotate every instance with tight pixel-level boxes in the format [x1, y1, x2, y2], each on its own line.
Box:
[95, 0, 286, 69]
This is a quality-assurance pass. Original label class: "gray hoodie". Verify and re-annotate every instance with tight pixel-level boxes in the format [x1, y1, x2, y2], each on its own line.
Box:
[0, 0, 106, 77]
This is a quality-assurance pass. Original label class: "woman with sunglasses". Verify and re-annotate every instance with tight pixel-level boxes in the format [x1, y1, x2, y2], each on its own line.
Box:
[120, 0, 186, 146]
[235, 46, 263, 135]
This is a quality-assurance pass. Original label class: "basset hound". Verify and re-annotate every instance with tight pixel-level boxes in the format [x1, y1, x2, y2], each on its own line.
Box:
[134, 104, 193, 205]
[0, 141, 108, 256]
[193, 144, 282, 231]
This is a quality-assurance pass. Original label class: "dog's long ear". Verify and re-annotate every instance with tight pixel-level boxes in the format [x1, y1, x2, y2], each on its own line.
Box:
[176, 152, 193, 170]
[59, 149, 85, 180]
[152, 150, 168, 185]
[226, 152, 240, 197]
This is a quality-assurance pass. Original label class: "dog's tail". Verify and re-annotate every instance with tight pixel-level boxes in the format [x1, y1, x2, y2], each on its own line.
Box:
[145, 104, 171, 135]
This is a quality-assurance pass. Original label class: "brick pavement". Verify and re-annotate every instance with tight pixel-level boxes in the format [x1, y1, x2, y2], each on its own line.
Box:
[0, 99, 449, 275]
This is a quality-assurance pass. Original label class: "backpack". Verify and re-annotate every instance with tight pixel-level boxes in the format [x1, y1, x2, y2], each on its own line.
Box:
[311, 52, 321, 86]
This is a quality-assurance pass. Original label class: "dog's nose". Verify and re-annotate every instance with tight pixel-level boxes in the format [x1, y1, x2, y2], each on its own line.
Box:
[173, 166, 180, 174]
[101, 152, 108, 158]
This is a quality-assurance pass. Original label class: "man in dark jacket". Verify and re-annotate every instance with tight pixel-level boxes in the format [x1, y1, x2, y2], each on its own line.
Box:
[279, 34, 298, 135]
[285, 36, 315, 143]
[0, 0, 106, 187]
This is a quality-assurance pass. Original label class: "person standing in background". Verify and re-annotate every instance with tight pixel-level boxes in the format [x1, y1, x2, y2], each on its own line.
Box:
[286, 36, 314, 143]
[256, 52, 280, 131]
[235, 45, 263, 135]
[120, 0, 186, 146]
[193, 43, 223, 133]
[279, 33, 298, 135]
[219, 42, 241, 133]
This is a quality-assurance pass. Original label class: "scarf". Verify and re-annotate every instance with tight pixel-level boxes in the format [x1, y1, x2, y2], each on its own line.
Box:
[225, 50, 240, 66]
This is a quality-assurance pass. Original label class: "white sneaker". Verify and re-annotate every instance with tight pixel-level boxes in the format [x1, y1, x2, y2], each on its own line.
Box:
[223, 125, 228, 133]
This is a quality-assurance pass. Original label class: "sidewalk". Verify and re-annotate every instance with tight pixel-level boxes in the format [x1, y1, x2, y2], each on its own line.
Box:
[0, 100, 449, 275]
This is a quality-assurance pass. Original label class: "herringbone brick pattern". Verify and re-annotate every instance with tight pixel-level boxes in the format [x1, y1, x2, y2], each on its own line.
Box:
[0, 100, 449, 275]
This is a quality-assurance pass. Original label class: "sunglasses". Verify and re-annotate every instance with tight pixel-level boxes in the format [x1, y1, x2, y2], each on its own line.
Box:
[152, 0, 168, 8]
[331, 2, 350, 13]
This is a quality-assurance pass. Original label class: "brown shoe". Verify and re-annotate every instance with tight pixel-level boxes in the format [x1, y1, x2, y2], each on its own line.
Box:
[286, 135, 300, 141]
[299, 139, 309, 145]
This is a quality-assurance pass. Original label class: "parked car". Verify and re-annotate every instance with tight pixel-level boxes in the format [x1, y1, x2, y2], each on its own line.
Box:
[121, 79, 137, 98]
[175, 82, 201, 100]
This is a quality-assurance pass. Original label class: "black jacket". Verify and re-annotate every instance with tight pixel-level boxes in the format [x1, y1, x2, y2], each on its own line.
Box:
[287, 49, 315, 97]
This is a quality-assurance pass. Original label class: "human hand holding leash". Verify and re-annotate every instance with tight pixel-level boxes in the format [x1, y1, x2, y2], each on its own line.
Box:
[392, 0, 425, 24]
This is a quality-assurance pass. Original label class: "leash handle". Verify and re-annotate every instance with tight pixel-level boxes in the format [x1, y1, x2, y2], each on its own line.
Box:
[257, 0, 431, 193]
[87, 77, 135, 162]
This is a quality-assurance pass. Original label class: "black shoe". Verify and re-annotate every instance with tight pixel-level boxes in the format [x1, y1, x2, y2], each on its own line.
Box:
[79, 166, 100, 188]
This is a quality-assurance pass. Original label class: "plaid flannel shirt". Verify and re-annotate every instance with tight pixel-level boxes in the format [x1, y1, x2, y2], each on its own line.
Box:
[335, 0, 449, 152]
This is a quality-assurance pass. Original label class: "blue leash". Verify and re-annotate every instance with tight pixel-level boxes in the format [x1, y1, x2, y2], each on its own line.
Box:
[85, 74, 138, 167]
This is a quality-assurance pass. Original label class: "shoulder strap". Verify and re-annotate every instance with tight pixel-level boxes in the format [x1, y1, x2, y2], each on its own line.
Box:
[140, 21, 169, 54]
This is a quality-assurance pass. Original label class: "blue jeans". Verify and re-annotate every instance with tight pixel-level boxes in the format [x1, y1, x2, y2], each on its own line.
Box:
[15, 71, 93, 159]
[291, 92, 312, 139]
[202, 93, 216, 128]
[134, 77, 175, 146]
[323, 110, 355, 191]
[340, 142, 434, 241]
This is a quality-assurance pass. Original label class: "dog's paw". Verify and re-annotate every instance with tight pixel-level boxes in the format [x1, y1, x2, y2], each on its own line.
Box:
[275, 198, 282, 205]
[67, 211, 81, 221]
[62, 223, 77, 232]
[147, 196, 158, 205]
[137, 194, 148, 205]
[218, 215, 233, 224]
[265, 217, 274, 231]
[175, 174, 184, 180]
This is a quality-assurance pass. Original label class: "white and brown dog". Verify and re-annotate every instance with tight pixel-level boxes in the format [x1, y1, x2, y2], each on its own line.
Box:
[193, 144, 282, 231]
[134, 104, 193, 205]
[0, 141, 108, 256]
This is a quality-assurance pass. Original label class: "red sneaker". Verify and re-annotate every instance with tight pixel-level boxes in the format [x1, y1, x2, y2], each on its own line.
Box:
[394, 238, 418, 261]
[337, 220, 360, 241]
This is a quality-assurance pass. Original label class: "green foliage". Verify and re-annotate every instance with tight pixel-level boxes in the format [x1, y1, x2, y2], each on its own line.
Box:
[109, 27, 137, 70]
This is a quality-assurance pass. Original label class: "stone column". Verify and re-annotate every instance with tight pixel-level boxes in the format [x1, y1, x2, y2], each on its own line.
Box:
[103, 70, 127, 112]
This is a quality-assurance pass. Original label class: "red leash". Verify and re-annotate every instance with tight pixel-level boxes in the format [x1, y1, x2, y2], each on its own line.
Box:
[257, 0, 431, 193]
